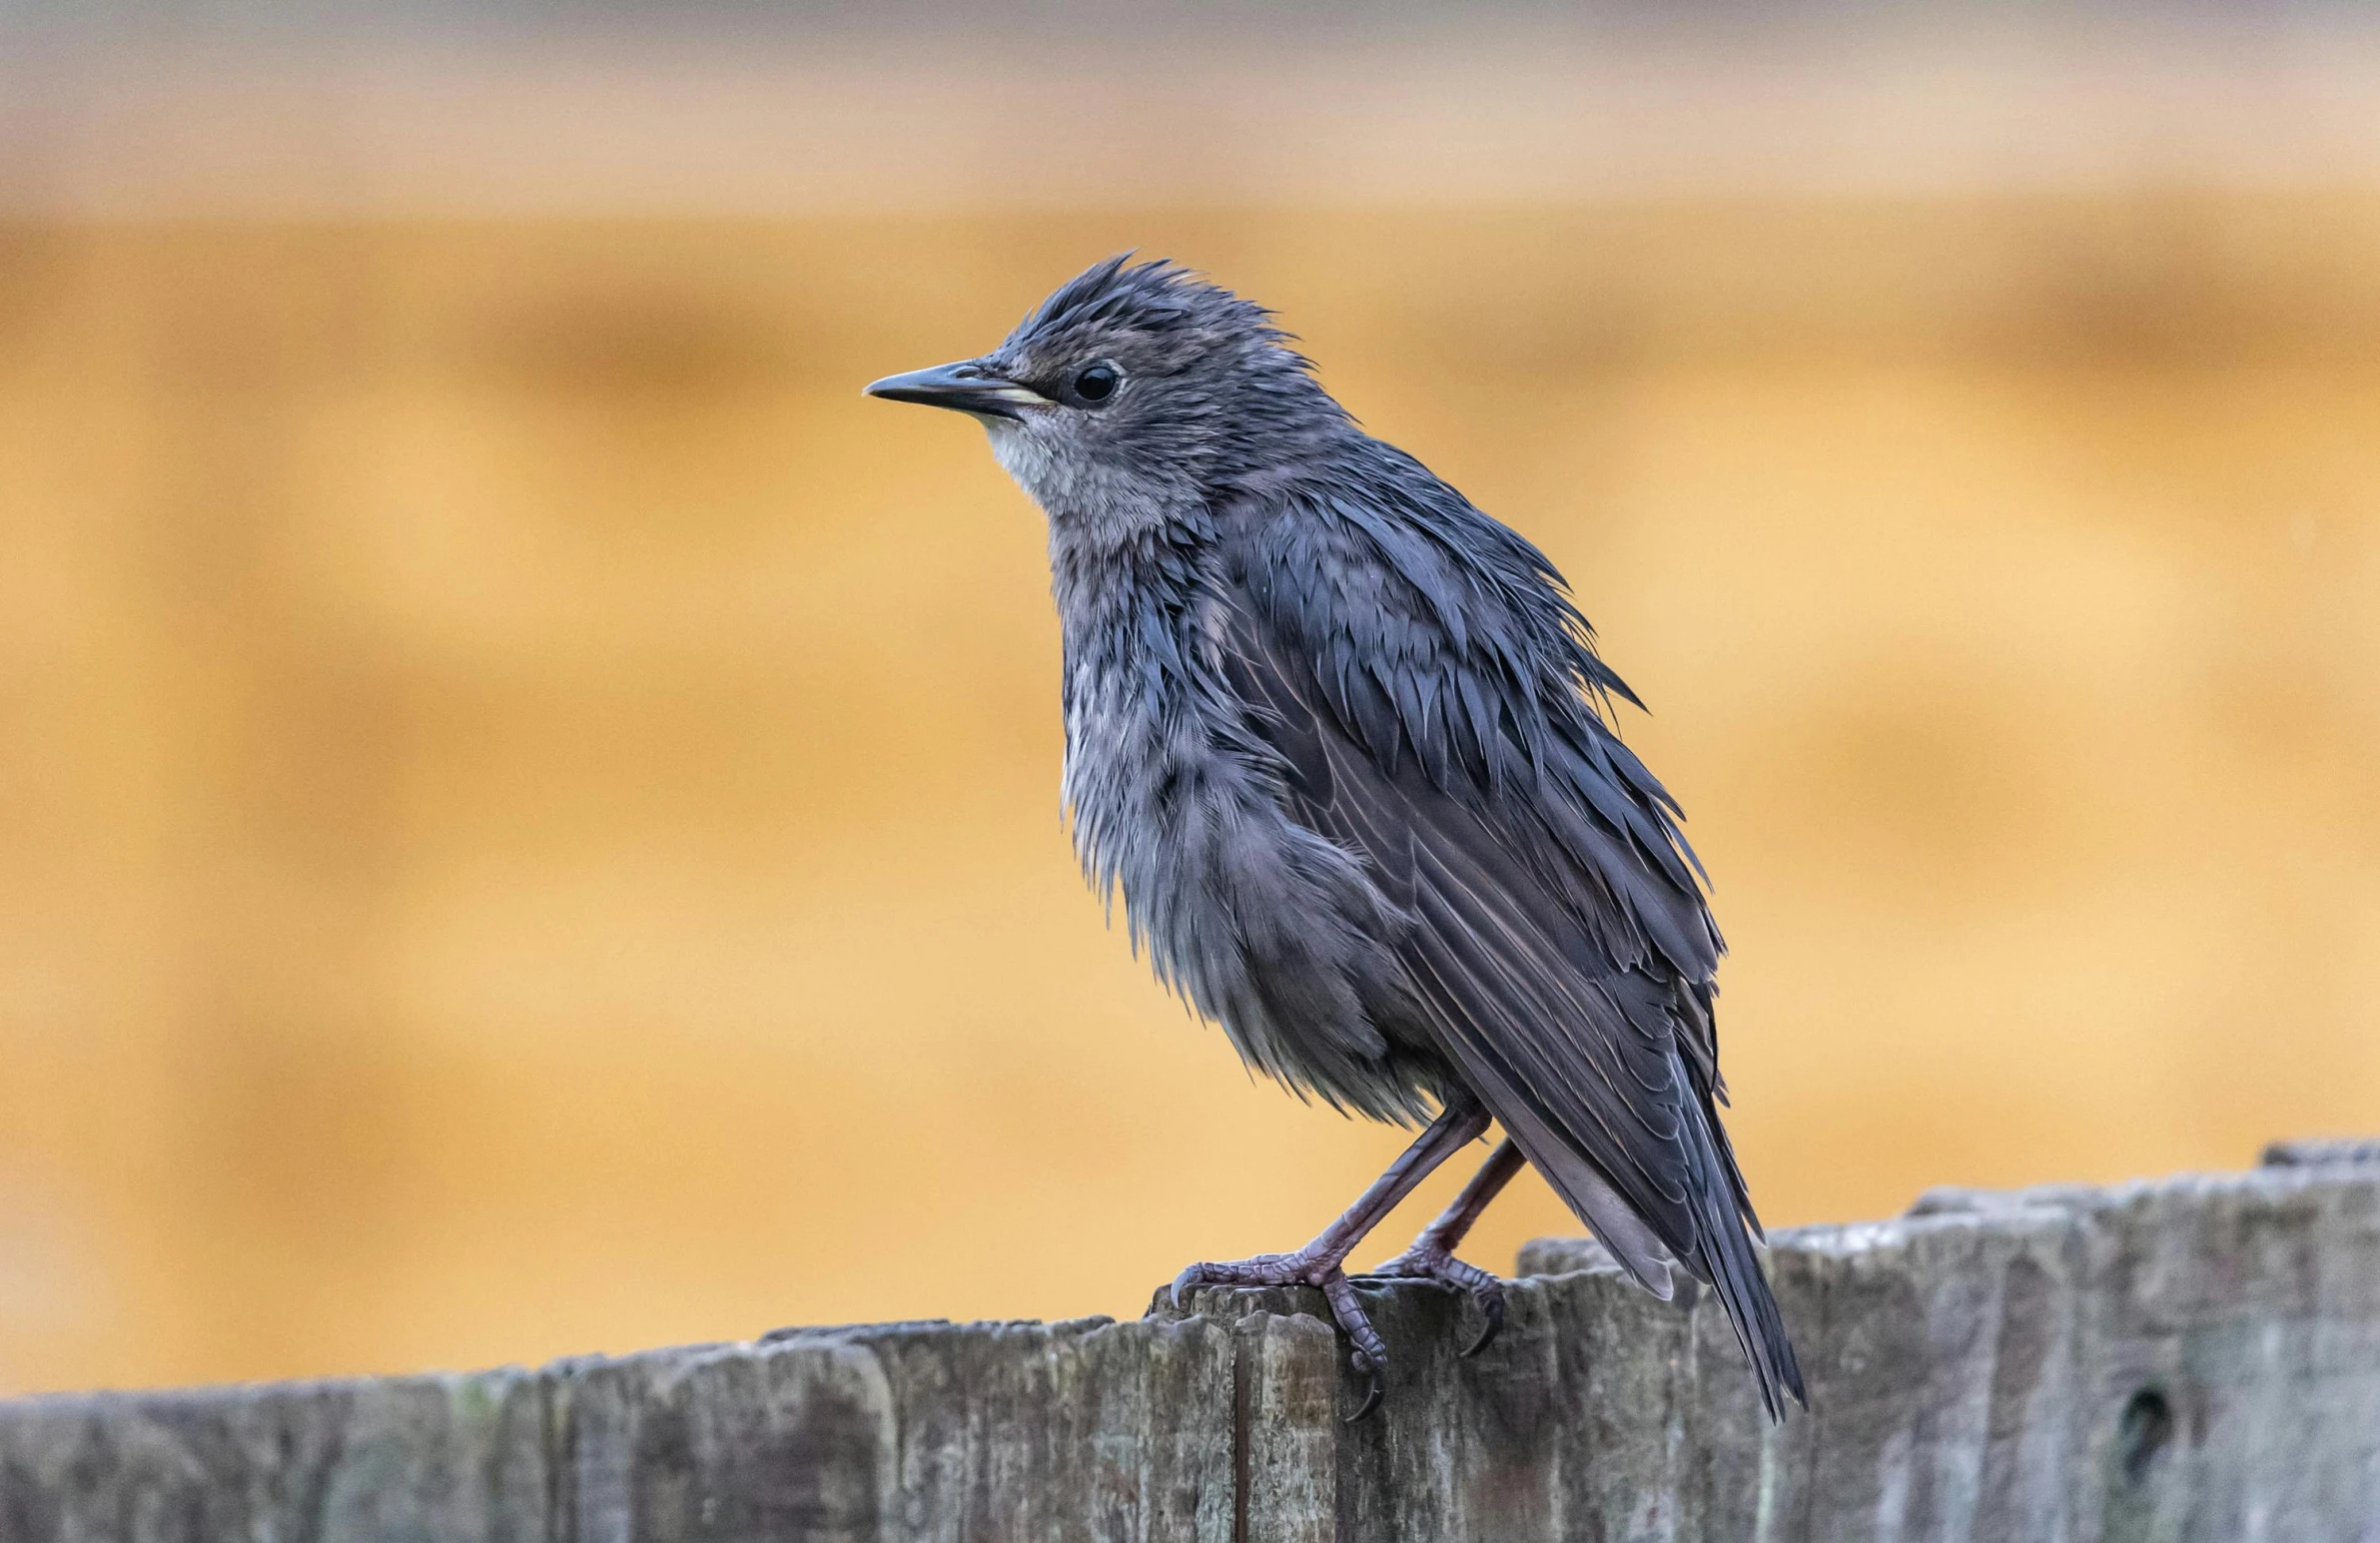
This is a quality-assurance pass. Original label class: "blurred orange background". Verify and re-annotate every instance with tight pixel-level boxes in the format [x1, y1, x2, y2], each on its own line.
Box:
[1, 6, 2378, 1397]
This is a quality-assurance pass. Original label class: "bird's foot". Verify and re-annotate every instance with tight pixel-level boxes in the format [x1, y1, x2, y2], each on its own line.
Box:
[1170, 1251, 1390, 1421]
[1358, 1243, 1508, 1357]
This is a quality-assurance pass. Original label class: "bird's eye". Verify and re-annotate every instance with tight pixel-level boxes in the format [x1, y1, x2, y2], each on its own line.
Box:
[1071, 363, 1120, 404]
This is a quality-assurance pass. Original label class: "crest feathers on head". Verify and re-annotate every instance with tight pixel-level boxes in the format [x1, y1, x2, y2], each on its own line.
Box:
[1011, 255, 1298, 359]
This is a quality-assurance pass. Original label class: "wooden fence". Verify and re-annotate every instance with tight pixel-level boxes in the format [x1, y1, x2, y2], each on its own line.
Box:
[3, 1141, 2375, 1541]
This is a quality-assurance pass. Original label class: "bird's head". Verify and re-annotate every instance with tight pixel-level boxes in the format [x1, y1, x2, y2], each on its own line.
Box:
[865, 257, 1341, 533]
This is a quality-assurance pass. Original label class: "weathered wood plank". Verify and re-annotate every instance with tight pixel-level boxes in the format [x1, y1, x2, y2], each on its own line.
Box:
[2, 1151, 2374, 1541]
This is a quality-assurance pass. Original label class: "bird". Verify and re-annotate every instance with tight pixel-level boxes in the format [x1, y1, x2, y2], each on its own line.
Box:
[865, 256, 1804, 1421]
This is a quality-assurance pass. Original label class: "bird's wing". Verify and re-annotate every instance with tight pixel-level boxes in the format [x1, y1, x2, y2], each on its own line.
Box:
[1217, 475, 1802, 1414]
[1218, 601, 1703, 1268]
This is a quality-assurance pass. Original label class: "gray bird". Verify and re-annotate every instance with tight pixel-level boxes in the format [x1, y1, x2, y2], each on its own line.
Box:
[866, 257, 1804, 1420]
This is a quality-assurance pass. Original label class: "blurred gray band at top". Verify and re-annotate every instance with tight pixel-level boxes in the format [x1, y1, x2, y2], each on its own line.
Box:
[5, 0, 2374, 29]
[4, 0, 2380, 217]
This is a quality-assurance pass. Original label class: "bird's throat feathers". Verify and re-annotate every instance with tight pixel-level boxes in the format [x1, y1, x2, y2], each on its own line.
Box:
[987, 413, 1210, 552]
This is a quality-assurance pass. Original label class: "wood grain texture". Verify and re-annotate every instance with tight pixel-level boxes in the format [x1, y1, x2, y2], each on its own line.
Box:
[3, 1149, 2374, 1541]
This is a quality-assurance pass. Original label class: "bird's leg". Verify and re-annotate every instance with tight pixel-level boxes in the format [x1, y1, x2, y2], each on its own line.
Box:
[1170, 1099, 1490, 1418]
[1360, 1137, 1526, 1356]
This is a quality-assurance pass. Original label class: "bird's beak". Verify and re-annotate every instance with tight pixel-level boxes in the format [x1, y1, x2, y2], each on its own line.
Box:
[862, 360, 1045, 421]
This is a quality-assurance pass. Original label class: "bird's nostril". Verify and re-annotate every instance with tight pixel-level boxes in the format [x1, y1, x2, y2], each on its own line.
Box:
[2117, 1388, 2173, 1483]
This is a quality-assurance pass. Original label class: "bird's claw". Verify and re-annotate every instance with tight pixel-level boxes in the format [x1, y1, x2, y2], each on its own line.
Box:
[1170, 1251, 1297, 1311]
[1317, 1272, 1391, 1400]
[1344, 1348, 1384, 1423]
[1169, 1250, 1392, 1417]
[1360, 1244, 1509, 1358]
[1460, 1292, 1507, 1357]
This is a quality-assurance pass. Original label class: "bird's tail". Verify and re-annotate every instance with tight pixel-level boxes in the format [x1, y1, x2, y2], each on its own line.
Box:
[1454, 1038, 1806, 1418]
[1681, 1090, 1806, 1419]
[1493, 1080, 1806, 1419]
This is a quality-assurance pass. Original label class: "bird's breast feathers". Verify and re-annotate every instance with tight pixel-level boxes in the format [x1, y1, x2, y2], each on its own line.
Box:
[1057, 578, 1438, 1122]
